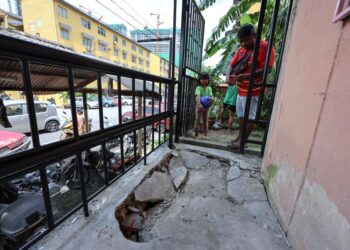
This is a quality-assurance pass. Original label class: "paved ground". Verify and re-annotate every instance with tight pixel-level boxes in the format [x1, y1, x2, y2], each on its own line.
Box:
[32, 144, 290, 250]
[184, 128, 264, 150]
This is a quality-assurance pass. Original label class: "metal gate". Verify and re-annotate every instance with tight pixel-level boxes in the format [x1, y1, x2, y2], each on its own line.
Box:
[240, 0, 294, 156]
[175, 0, 205, 140]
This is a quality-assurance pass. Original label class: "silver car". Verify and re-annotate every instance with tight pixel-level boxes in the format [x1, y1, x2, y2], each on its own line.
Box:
[2, 100, 61, 133]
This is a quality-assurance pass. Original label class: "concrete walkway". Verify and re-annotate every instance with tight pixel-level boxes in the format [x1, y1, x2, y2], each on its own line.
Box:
[32, 144, 290, 250]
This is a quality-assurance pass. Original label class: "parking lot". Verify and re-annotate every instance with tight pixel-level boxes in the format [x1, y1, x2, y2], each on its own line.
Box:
[37, 106, 132, 146]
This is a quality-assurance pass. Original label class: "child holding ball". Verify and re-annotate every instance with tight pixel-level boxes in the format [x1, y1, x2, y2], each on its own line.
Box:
[194, 73, 214, 137]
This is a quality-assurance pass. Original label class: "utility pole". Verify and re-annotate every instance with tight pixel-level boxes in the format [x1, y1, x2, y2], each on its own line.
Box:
[150, 13, 163, 55]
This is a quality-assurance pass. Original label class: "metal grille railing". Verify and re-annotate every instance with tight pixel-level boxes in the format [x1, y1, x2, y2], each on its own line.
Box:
[0, 31, 176, 249]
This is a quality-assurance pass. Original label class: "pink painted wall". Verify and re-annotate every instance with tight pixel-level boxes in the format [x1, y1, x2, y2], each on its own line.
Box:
[263, 0, 350, 249]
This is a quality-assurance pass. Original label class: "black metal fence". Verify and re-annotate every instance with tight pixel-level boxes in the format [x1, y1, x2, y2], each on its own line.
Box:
[0, 30, 176, 248]
[240, 0, 294, 156]
[176, 0, 205, 139]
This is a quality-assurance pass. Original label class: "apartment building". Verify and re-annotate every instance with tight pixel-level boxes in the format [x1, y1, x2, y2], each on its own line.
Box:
[21, 0, 152, 73]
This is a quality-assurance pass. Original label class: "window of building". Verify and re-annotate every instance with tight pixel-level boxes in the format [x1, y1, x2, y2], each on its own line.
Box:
[58, 6, 67, 18]
[122, 51, 127, 60]
[146, 61, 150, 67]
[147, 52, 150, 57]
[132, 45, 136, 51]
[139, 48, 143, 55]
[114, 35, 118, 43]
[81, 18, 91, 29]
[83, 37, 93, 51]
[122, 40, 127, 46]
[98, 27, 106, 36]
[114, 48, 119, 57]
[98, 42, 107, 52]
[139, 58, 143, 65]
[132, 55, 137, 63]
[60, 28, 69, 40]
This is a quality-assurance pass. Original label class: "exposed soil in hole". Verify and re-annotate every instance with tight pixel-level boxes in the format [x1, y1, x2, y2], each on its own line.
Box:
[115, 150, 290, 249]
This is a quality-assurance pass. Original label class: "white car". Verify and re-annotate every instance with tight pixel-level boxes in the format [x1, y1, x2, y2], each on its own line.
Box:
[2, 100, 61, 133]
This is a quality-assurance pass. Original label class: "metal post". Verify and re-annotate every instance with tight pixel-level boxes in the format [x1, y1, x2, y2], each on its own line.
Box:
[169, 0, 176, 148]
[255, 0, 281, 123]
[175, 0, 189, 142]
[77, 153, 89, 217]
[240, 0, 267, 154]
[68, 67, 79, 137]
[143, 79, 147, 165]
[97, 72, 108, 185]
[152, 81, 155, 150]
[132, 78, 137, 164]
[21, 60, 55, 228]
[261, 0, 294, 156]
[117, 75, 125, 173]
[82, 92, 89, 133]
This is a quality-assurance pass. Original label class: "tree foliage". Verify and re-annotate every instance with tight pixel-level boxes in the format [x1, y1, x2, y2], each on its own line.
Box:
[200, 0, 291, 122]
[201, 0, 290, 75]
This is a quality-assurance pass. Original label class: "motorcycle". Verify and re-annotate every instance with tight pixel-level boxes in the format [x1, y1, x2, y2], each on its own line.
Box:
[0, 183, 46, 249]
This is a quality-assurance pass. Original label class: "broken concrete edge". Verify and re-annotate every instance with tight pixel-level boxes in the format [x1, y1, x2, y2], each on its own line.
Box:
[34, 144, 173, 249]
[175, 143, 262, 169]
[179, 136, 261, 156]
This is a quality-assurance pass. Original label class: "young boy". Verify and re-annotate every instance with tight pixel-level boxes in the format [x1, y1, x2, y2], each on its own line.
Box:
[194, 73, 213, 137]
[213, 83, 237, 134]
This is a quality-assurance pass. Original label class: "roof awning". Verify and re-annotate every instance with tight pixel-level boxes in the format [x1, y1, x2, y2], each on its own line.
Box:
[59, 23, 72, 31]
[81, 32, 94, 40]
[98, 40, 108, 46]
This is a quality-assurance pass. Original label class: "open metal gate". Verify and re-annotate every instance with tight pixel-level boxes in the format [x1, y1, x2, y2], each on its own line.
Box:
[240, 0, 294, 156]
[175, 0, 205, 141]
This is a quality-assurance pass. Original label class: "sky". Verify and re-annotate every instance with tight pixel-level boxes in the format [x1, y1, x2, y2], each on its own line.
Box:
[0, 0, 233, 67]
[67, 0, 232, 67]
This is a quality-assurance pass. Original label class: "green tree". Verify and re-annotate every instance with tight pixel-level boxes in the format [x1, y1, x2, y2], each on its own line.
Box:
[200, 0, 290, 121]
[200, 0, 290, 75]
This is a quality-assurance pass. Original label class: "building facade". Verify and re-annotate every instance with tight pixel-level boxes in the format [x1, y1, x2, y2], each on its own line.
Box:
[21, 0, 152, 74]
[109, 23, 127, 36]
[20, 0, 178, 78]
[131, 28, 180, 66]
[263, 0, 350, 249]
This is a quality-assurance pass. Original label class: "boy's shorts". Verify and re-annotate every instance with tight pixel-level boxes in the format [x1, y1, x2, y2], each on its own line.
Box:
[236, 95, 259, 119]
[223, 103, 236, 112]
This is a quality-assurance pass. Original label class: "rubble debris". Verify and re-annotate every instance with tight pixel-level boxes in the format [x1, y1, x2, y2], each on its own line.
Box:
[227, 166, 240, 182]
[134, 171, 175, 203]
[168, 157, 188, 190]
[179, 150, 210, 170]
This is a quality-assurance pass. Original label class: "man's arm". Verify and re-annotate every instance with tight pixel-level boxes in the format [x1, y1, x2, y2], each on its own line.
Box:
[226, 64, 233, 83]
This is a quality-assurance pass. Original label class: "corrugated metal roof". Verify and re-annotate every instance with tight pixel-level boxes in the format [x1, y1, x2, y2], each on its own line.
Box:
[0, 28, 168, 96]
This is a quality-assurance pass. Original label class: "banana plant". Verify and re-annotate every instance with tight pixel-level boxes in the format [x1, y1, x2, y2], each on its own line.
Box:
[200, 0, 290, 75]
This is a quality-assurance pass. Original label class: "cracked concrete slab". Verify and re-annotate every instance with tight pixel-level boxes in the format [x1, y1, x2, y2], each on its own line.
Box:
[179, 150, 210, 170]
[227, 166, 240, 182]
[227, 177, 267, 203]
[134, 171, 175, 203]
[168, 156, 188, 190]
[32, 144, 288, 250]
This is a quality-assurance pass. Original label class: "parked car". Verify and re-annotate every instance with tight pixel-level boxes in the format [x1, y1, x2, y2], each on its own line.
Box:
[0, 130, 31, 157]
[119, 96, 133, 106]
[2, 100, 60, 133]
[122, 106, 159, 122]
[87, 96, 115, 108]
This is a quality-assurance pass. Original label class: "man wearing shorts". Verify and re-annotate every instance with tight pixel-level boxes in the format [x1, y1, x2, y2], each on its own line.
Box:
[213, 85, 237, 134]
[227, 24, 275, 149]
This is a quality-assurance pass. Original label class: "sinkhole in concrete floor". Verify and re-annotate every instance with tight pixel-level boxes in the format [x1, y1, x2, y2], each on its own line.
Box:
[115, 149, 291, 249]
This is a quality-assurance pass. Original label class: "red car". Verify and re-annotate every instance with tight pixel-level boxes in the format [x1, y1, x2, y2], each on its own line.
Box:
[122, 106, 170, 132]
[0, 130, 31, 158]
